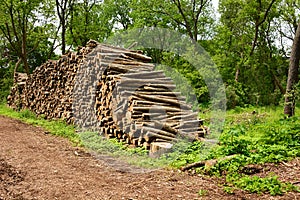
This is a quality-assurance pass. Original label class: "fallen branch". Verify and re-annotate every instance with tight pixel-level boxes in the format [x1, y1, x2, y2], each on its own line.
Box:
[180, 154, 238, 171]
[292, 181, 300, 185]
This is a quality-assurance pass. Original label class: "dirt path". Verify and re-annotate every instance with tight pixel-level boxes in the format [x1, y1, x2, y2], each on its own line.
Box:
[0, 116, 298, 200]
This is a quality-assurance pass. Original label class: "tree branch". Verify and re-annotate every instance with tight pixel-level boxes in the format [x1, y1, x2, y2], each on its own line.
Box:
[151, 8, 187, 29]
[194, 0, 209, 41]
[172, 0, 194, 40]
[56, 0, 62, 20]
[250, 0, 276, 56]
[8, 2, 20, 43]
[2, 23, 17, 53]
[13, 58, 22, 78]
[257, 0, 276, 27]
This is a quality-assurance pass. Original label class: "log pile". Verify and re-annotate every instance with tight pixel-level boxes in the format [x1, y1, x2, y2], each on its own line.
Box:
[7, 40, 206, 153]
[72, 44, 154, 131]
[109, 70, 205, 149]
[7, 72, 28, 110]
[7, 41, 97, 123]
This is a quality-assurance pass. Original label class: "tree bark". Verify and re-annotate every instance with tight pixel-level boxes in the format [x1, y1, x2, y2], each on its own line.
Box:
[284, 21, 300, 116]
[61, 20, 66, 55]
[22, 29, 29, 75]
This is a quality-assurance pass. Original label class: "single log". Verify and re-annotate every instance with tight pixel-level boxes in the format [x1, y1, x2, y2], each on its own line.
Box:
[144, 131, 178, 142]
[129, 106, 182, 113]
[142, 121, 178, 135]
[122, 70, 166, 78]
[149, 142, 173, 158]
[140, 125, 176, 138]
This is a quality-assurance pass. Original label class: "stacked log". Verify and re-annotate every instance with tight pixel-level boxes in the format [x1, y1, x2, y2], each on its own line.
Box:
[72, 44, 154, 131]
[7, 40, 206, 153]
[109, 71, 205, 150]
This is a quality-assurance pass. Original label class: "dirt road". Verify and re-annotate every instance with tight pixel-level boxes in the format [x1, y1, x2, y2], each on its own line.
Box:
[0, 116, 298, 200]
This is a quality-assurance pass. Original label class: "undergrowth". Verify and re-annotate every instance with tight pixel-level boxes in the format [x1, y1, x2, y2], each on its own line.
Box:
[173, 106, 300, 195]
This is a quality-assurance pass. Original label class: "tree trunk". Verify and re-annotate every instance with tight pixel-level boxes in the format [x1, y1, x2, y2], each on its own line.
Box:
[62, 20, 66, 55]
[235, 68, 240, 82]
[14, 58, 22, 78]
[22, 16, 29, 75]
[284, 21, 300, 116]
[272, 73, 285, 95]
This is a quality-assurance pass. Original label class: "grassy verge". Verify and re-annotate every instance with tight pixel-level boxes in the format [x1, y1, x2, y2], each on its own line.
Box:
[0, 104, 80, 145]
[0, 104, 186, 169]
[79, 131, 188, 169]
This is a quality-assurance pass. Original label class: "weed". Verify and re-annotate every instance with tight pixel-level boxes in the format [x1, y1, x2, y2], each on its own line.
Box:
[80, 131, 201, 169]
[198, 189, 208, 196]
[223, 186, 235, 194]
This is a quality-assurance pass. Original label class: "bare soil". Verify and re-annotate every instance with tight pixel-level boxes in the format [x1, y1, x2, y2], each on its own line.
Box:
[0, 115, 299, 200]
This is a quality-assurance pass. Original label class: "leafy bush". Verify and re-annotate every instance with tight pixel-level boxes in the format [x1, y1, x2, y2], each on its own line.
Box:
[225, 81, 249, 109]
[0, 64, 13, 103]
[159, 52, 210, 104]
[227, 175, 297, 195]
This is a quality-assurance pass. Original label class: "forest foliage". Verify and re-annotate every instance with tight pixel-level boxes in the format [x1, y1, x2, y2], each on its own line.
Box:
[0, 0, 299, 109]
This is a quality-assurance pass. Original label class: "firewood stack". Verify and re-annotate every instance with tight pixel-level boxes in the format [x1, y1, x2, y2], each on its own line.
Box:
[72, 44, 154, 131]
[7, 41, 97, 123]
[73, 43, 205, 150]
[8, 40, 206, 152]
[109, 70, 205, 150]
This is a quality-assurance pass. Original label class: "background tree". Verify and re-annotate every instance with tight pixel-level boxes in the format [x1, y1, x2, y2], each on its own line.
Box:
[68, 0, 113, 47]
[0, 0, 46, 75]
[0, 0, 57, 102]
[284, 21, 300, 116]
[0, 0, 299, 108]
[0, 36, 13, 102]
[56, 0, 74, 54]
[123, 0, 217, 103]
[135, 0, 215, 42]
[213, 0, 288, 107]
